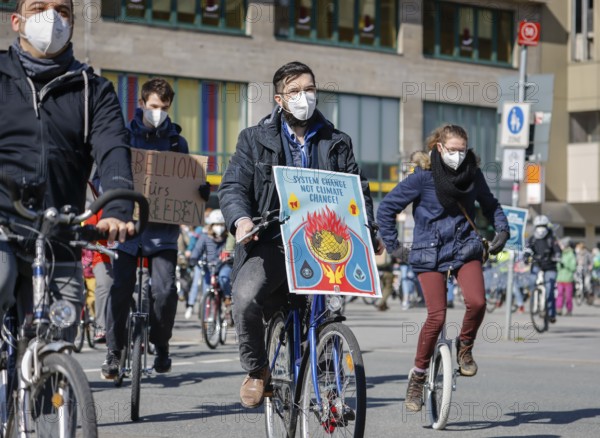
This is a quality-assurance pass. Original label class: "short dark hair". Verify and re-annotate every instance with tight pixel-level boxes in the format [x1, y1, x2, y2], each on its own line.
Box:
[273, 61, 316, 95]
[141, 78, 175, 104]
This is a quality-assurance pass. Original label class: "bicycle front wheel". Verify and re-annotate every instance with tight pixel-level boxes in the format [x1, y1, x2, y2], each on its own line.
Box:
[264, 312, 297, 438]
[530, 287, 548, 333]
[73, 319, 85, 353]
[9, 352, 98, 437]
[201, 291, 221, 349]
[298, 322, 366, 438]
[426, 343, 453, 430]
[131, 319, 144, 422]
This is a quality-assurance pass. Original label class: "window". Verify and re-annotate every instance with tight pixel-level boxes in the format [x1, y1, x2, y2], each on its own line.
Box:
[275, 0, 398, 51]
[101, 0, 247, 33]
[423, 102, 511, 205]
[423, 0, 514, 66]
[103, 71, 247, 175]
[319, 91, 400, 199]
[570, 111, 600, 143]
[0, 0, 16, 11]
[573, 0, 594, 61]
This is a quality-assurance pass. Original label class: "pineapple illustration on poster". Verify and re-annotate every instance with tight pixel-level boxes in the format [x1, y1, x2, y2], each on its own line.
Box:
[273, 166, 381, 297]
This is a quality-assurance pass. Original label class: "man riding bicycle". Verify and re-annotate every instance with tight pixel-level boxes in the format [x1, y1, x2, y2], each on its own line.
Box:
[526, 215, 561, 323]
[0, 0, 135, 336]
[218, 61, 382, 409]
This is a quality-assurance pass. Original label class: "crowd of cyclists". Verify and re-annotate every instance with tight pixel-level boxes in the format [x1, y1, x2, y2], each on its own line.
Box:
[2, 2, 600, 435]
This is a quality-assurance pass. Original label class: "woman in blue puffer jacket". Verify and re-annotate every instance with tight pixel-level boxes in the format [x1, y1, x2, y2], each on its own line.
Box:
[377, 124, 509, 412]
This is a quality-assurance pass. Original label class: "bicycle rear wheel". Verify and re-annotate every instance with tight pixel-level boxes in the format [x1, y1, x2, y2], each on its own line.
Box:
[425, 343, 453, 430]
[530, 287, 548, 333]
[298, 322, 366, 438]
[8, 352, 98, 437]
[264, 312, 297, 438]
[201, 291, 221, 349]
[130, 319, 144, 422]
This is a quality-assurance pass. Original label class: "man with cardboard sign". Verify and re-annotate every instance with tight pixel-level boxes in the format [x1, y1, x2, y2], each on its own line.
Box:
[102, 78, 208, 380]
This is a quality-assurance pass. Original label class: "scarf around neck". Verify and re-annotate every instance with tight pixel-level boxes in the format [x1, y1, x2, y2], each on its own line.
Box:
[12, 39, 79, 81]
[430, 147, 478, 214]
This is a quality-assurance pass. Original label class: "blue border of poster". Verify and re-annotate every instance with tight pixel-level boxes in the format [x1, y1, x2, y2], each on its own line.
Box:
[274, 166, 381, 297]
[502, 205, 529, 251]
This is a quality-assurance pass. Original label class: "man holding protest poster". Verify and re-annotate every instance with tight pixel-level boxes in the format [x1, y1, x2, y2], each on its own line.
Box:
[102, 78, 208, 379]
[218, 61, 382, 409]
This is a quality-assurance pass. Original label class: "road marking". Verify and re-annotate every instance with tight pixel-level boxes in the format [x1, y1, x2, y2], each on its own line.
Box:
[197, 358, 236, 364]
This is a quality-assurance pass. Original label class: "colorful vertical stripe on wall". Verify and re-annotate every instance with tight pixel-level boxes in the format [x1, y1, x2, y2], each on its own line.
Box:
[104, 71, 247, 177]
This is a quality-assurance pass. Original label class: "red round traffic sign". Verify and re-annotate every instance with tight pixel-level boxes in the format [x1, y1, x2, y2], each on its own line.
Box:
[518, 21, 540, 46]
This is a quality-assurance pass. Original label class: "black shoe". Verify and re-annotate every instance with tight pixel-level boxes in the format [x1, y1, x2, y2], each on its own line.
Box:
[153, 346, 172, 373]
[101, 350, 121, 380]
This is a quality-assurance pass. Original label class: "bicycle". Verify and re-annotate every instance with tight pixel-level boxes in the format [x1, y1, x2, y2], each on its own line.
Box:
[114, 254, 154, 422]
[530, 270, 549, 333]
[0, 177, 148, 437]
[260, 213, 367, 438]
[73, 296, 96, 353]
[199, 259, 232, 349]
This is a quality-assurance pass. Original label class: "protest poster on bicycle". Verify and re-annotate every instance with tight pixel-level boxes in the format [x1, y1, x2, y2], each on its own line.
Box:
[273, 166, 381, 297]
[130, 148, 208, 227]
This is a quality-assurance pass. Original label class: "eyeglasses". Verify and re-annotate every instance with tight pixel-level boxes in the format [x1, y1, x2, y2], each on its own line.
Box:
[278, 86, 317, 101]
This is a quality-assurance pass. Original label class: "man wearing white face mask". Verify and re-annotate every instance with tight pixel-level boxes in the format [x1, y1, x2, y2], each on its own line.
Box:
[0, 0, 136, 337]
[219, 61, 383, 409]
[102, 78, 210, 379]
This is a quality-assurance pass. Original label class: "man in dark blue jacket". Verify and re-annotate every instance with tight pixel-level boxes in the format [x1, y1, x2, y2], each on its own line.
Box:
[102, 78, 193, 379]
[218, 61, 382, 409]
[0, 0, 135, 334]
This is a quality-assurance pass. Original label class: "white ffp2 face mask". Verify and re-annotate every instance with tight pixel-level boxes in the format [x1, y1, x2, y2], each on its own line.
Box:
[19, 9, 71, 56]
[285, 91, 317, 121]
[441, 149, 466, 171]
[143, 109, 168, 128]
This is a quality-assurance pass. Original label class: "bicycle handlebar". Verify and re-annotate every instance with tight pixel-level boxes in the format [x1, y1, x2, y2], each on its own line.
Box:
[0, 175, 149, 238]
[235, 209, 288, 244]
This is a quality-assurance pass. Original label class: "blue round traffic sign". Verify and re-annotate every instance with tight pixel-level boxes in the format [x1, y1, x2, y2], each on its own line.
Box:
[507, 106, 524, 134]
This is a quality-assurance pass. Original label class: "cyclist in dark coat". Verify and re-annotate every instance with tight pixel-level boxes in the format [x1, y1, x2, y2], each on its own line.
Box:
[218, 61, 381, 409]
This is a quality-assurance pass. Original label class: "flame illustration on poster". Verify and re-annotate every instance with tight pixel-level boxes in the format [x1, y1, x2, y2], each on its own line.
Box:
[273, 166, 381, 297]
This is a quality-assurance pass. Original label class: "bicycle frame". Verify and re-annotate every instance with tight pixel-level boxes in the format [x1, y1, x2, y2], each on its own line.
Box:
[269, 294, 341, 407]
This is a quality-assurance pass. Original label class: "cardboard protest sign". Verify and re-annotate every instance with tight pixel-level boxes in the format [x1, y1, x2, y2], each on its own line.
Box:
[131, 148, 207, 227]
[274, 166, 380, 297]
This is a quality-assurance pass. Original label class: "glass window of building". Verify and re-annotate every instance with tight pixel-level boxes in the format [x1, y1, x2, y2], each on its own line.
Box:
[0, 1, 16, 11]
[103, 71, 247, 175]
[101, 0, 247, 33]
[424, 0, 514, 66]
[570, 111, 600, 143]
[276, 0, 399, 51]
[318, 92, 400, 199]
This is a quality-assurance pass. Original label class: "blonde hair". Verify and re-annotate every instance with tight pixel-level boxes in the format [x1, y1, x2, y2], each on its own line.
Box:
[409, 150, 431, 171]
[425, 124, 469, 151]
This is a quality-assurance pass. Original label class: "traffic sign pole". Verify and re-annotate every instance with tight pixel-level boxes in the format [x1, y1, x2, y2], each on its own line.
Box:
[504, 23, 534, 340]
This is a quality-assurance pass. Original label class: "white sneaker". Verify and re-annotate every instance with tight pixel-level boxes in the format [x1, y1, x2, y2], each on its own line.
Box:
[184, 306, 193, 320]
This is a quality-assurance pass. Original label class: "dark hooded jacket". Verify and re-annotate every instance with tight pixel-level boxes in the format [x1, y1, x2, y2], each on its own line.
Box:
[218, 108, 375, 281]
[0, 46, 133, 260]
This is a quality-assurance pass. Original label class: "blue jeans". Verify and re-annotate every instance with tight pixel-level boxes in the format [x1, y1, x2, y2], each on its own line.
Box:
[187, 265, 203, 307]
[544, 270, 557, 318]
[197, 264, 233, 300]
[447, 278, 455, 302]
[400, 264, 415, 303]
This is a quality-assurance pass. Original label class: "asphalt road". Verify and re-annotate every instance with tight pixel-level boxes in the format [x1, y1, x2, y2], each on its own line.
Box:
[75, 297, 600, 437]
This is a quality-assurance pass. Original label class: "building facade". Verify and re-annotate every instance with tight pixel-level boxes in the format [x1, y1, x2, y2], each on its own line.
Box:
[1, 0, 597, 247]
